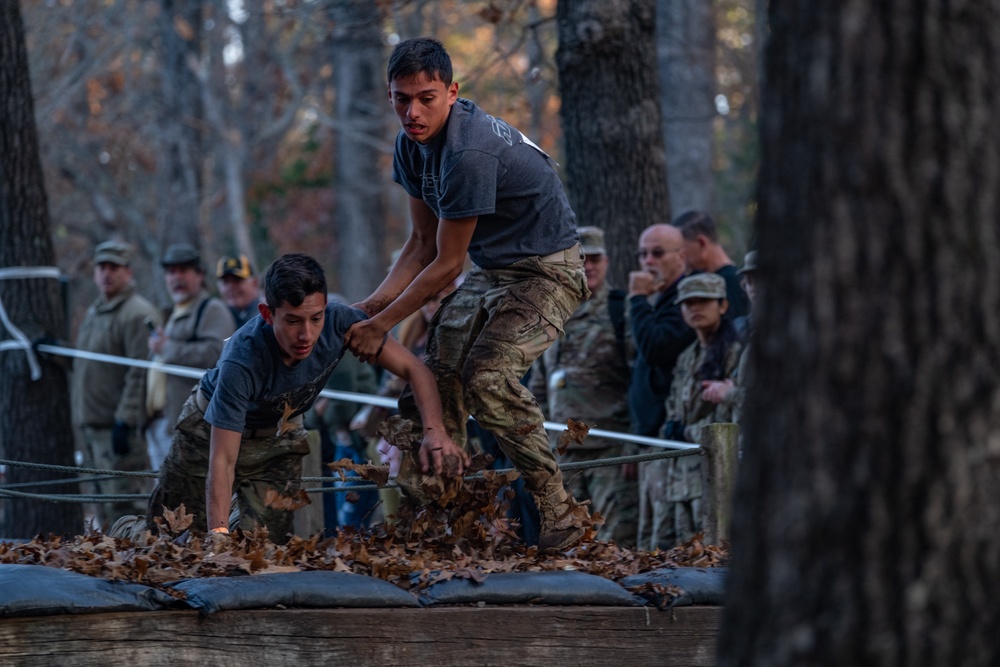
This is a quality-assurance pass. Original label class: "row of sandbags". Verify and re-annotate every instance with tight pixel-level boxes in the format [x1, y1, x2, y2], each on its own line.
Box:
[0, 563, 726, 617]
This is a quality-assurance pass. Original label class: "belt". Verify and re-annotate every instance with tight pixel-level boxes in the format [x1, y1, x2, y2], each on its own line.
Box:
[539, 243, 583, 265]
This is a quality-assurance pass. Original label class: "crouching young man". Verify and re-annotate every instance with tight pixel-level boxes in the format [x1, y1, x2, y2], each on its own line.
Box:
[147, 253, 468, 540]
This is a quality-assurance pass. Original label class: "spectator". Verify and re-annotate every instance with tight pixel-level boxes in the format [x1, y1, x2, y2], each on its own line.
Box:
[671, 210, 750, 323]
[145, 253, 466, 541]
[627, 223, 696, 550]
[529, 226, 637, 546]
[216, 254, 262, 329]
[145, 243, 236, 470]
[702, 250, 757, 424]
[655, 273, 744, 548]
[72, 240, 162, 529]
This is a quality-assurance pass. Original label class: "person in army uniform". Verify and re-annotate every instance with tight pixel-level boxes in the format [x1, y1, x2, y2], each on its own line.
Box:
[72, 240, 162, 527]
[529, 227, 637, 547]
[146, 253, 466, 542]
[344, 38, 593, 551]
[652, 272, 744, 548]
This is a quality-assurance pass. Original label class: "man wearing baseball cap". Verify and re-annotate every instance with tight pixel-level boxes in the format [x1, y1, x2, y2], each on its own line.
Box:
[72, 240, 162, 529]
[216, 254, 261, 329]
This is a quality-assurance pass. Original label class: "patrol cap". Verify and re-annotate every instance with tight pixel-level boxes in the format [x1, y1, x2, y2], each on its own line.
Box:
[578, 226, 607, 255]
[675, 272, 727, 304]
[216, 254, 253, 279]
[161, 243, 201, 268]
[738, 250, 758, 275]
[94, 240, 132, 266]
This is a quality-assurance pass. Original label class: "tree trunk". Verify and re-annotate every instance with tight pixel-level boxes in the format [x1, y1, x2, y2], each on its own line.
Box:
[719, 2, 1000, 665]
[657, 0, 715, 216]
[0, 1, 82, 537]
[556, 0, 670, 290]
[328, 1, 386, 303]
[155, 0, 203, 253]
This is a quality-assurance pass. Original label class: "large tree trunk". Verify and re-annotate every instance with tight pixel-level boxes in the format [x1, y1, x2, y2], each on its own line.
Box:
[719, 2, 1000, 664]
[0, 1, 82, 537]
[657, 0, 715, 216]
[155, 0, 203, 253]
[556, 0, 669, 289]
[328, 1, 386, 303]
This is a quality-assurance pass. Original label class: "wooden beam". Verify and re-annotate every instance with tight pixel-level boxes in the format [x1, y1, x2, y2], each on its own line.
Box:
[0, 606, 721, 666]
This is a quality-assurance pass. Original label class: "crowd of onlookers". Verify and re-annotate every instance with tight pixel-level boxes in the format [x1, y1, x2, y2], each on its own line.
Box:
[69, 208, 756, 550]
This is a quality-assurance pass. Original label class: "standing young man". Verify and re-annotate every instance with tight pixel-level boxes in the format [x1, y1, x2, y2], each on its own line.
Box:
[147, 253, 466, 541]
[344, 37, 593, 551]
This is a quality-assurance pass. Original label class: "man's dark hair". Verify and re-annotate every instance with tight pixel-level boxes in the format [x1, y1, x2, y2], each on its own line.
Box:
[387, 37, 453, 86]
[263, 253, 328, 310]
[672, 210, 719, 243]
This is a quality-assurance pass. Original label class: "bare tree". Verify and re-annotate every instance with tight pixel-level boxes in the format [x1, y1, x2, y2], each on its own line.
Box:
[155, 0, 204, 252]
[657, 0, 715, 215]
[556, 0, 669, 288]
[328, 1, 388, 302]
[0, 0, 82, 537]
[719, 2, 1000, 664]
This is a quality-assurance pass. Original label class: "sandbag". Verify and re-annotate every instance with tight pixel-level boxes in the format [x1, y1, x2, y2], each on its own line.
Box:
[0, 564, 180, 618]
[168, 571, 420, 614]
[417, 571, 643, 607]
[619, 566, 727, 607]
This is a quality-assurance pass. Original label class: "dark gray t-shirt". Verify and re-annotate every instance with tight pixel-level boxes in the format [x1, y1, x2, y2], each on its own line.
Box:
[392, 98, 578, 269]
[201, 302, 366, 432]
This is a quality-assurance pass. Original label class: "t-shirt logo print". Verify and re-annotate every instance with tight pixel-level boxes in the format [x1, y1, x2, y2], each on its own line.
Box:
[421, 173, 440, 209]
[487, 114, 513, 146]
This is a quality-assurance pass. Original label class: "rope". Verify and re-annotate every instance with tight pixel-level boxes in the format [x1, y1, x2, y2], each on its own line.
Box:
[0, 446, 701, 502]
[0, 266, 62, 380]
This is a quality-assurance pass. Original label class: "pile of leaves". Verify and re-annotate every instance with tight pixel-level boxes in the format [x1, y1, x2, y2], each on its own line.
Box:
[0, 419, 728, 607]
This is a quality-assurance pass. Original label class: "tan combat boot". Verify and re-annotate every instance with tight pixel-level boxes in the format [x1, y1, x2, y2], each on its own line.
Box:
[535, 486, 593, 552]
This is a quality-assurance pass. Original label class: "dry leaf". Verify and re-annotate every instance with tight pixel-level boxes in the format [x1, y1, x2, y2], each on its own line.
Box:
[263, 488, 311, 511]
[556, 419, 590, 455]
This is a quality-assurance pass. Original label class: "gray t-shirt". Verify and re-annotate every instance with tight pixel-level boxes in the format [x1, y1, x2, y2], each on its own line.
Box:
[201, 302, 366, 432]
[392, 98, 578, 269]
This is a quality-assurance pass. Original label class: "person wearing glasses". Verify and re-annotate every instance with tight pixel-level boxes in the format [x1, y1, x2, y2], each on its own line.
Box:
[627, 223, 697, 549]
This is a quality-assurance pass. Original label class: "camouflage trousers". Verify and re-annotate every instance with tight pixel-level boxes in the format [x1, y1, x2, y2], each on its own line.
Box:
[561, 446, 639, 548]
[147, 390, 310, 542]
[78, 425, 151, 530]
[400, 245, 589, 500]
[636, 453, 704, 550]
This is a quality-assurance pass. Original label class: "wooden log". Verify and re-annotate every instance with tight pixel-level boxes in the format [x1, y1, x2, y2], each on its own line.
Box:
[700, 422, 739, 544]
[0, 606, 721, 666]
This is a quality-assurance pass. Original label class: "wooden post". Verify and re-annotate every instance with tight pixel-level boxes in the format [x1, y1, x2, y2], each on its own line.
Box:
[293, 430, 325, 537]
[700, 422, 739, 544]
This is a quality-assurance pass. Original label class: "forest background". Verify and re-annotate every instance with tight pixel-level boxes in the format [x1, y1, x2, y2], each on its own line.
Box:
[20, 0, 761, 335]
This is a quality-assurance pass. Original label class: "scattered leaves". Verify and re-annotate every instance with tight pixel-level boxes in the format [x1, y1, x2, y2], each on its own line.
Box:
[0, 468, 727, 601]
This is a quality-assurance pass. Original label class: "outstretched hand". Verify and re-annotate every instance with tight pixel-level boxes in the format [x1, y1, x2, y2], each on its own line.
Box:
[344, 319, 389, 364]
[419, 428, 470, 477]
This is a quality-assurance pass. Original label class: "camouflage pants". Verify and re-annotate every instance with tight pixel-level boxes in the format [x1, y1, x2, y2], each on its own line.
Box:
[147, 391, 310, 542]
[400, 246, 588, 499]
[561, 446, 639, 547]
[78, 425, 151, 529]
[636, 454, 703, 550]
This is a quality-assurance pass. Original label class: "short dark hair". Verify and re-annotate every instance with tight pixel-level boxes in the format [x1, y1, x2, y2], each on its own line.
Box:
[672, 210, 719, 243]
[387, 37, 453, 86]
[263, 253, 328, 310]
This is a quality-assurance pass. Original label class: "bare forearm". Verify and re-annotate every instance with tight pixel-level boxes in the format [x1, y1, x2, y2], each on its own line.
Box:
[206, 427, 240, 531]
[370, 259, 462, 336]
